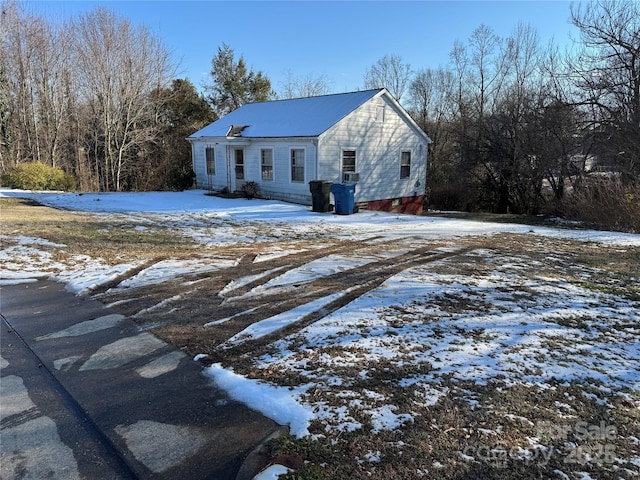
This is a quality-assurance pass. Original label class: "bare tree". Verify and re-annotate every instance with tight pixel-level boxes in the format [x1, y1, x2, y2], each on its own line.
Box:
[278, 70, 331, 99]
[1, 2, 74, 173]
[74, 8, 175, 191]
[442, 23, 554, 213]
[408, 67, 457, 166]
[408, 68, 464, 208]
[32, 16, 74, 169]
[570, 0, 640, 179]
[448, 40, 471, 119]
[505, 23, 541, 109]
[363, 54, 412, 102]
[467, 24, 510, 119]
[1, 1, 41, 168]
[0, 1, 17, 170]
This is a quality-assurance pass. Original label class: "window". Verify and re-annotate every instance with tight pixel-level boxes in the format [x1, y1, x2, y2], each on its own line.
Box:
[400, 150, 411, 179]
[261, 148, 273, 181]
[342, 150, 356, 173]
[376, 106, 385, 123]
[291, 148, 305, 183]
[234, 148, 244, 180]
[205, 146, 215, 175]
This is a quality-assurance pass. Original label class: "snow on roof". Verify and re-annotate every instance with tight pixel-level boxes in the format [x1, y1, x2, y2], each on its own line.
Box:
[189, 89, 383, 139]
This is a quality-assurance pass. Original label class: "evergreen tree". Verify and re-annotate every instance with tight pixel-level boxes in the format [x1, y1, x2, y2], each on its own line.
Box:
[150, 79, 216, 190]
[205, 43, 273, 117]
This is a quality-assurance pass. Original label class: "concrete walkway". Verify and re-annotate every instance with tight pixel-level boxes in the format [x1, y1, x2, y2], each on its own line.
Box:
[1, 280, 280, 480]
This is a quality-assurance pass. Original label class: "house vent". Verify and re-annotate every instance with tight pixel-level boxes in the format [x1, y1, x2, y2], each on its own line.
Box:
[226, 125, 249, 137]
[342, 172, 360, 183]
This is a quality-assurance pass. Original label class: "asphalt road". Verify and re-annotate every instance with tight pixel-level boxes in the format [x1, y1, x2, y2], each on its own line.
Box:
[0, 280, 281, 480]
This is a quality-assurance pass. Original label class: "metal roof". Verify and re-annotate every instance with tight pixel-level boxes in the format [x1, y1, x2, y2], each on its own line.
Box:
[189, 89, 383, 139]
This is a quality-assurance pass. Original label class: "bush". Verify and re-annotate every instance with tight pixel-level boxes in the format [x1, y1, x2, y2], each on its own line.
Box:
[167, 166, 195, 191]
[562, 177, 640, 232]
[427, 179, 484, 212]
[2, 162, 76, 191]
[240, 181, 261, 199]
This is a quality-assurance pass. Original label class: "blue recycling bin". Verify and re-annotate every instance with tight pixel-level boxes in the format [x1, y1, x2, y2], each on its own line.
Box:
[331, 183, 356, 215]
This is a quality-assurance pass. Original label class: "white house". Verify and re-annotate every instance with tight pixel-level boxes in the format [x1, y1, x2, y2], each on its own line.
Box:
[188, 88, 431, 214]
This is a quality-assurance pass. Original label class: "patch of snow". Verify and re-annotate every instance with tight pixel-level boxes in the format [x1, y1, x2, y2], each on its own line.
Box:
[219, 266, 290, 296]
[131, 294, 185, 318]
[204, 308, 258, 327]
[223, 290, 349, 347]
[255, 254, 377, 290]
[251, 464, 292, 480]
[58, 261, 141, 294]
[254, 249, 305, 263]
[459, 451, 475, 461]
[205, 363, 314, 438]
[0, 278, 39, 285]
[362, 450, 381, 463]
[4, 189, 639, 248]
[1, 234, 66, 248]
[119, 257, 239, 289]
[370, 405, 414, 433]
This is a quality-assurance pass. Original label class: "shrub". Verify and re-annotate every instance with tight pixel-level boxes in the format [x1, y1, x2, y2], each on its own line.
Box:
[562, 177, 640, 232]
[240, 181, 261, 199]
[2, 162, 76, 191]
[427, 179, 484, 212]
[167, 166, 195, 191]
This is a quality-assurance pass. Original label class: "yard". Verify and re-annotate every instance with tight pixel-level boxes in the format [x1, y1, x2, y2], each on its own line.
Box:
[1, 189, 639, 480]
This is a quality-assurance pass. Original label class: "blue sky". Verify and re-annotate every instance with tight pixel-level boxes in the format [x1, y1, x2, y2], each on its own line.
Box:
[32, 1, 579, 94]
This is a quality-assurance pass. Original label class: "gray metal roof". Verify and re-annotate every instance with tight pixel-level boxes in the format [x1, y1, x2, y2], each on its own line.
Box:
[189, 89, 383, 139]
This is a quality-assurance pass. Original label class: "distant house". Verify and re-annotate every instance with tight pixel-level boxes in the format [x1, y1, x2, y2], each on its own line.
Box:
[188, 88, 431, 214]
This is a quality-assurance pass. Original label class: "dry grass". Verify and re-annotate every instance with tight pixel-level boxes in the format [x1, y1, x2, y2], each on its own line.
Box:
[266, 378, 639, 480]
[0, 197, 199, 263]
[2, 197, 638, 479]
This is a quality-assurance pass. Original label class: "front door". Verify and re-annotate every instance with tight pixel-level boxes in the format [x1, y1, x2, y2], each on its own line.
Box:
[234, 148, 245, 190]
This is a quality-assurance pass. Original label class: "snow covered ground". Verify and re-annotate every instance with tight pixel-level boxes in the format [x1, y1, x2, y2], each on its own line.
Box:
[2, 188, 639, 478]
[3, 189, 638, 291]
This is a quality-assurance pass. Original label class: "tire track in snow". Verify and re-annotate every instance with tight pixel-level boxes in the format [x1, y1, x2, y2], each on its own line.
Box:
[96, 238, 467, 360]
[201, 245, 474, 360]
[98, 238, 382, 322]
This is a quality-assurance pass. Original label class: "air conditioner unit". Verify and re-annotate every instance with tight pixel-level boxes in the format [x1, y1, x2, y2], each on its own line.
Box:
[342, 172, 360, 183]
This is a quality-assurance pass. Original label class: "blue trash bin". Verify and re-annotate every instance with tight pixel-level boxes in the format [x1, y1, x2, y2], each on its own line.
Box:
[331, 183, 356, 215]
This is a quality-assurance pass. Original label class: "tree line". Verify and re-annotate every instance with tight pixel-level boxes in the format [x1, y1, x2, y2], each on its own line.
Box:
[399, 0, 638, 230]
[1, 0, 637, 230]
[0, 2, 215, 191]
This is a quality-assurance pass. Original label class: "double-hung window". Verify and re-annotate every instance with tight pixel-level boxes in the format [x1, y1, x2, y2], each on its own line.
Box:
[205, 146, 215, 175]
[291, 148, 305, 183]
[400, 150, 411, 179]
[342, 150, 356, 174]
[261, 148, 274, 181]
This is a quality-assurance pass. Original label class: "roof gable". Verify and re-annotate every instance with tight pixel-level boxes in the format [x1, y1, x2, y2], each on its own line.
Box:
[189, 89, 383, 139]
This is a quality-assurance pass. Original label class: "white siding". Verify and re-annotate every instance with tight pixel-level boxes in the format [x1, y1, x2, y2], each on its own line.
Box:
[191, 142, 230, 191]
[317, 94, 427, 203]
[190, 91, 428, 208]
[191, 138, 317, 204]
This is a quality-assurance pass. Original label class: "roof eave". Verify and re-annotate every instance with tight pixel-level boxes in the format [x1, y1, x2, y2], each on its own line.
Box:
[188, 134, 320, 141]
